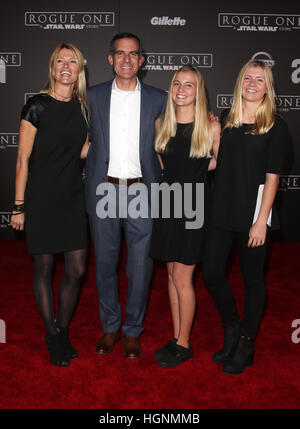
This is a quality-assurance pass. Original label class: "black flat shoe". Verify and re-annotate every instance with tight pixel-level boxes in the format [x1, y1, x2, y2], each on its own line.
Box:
[45, 333, 70, 367]
[154, 338, 177, 360]
[57, 327, 78, 359]
[222, 336, 254, 375]
[158, 344, 193, 368]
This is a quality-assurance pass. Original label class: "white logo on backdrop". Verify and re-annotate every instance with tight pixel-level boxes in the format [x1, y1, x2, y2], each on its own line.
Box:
[0, 212, 11, 228]
[0, 53, 21, 83]
[0, 60, 5, 83]
[151, 16, 186, 26]
[279, 177, 300, 191]
[217, 94, 300, 111]
[25, 12, 115, 30]
[251, 52, 275, 68]
[217, 94, 233, 109]
[291, 59, 300, 84]
[218, 13, 300, 32]
[276, 96, 300, 111]
[142, 53, 213, 71]
[0, 52, 22, 66]
[0, 134, 19, 150]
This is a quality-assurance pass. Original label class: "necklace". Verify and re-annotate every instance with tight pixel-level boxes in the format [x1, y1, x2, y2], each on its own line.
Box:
[53, 90, 72, 100]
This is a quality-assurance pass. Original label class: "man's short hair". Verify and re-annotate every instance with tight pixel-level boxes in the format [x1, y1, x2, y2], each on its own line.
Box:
[109, 32, 142, 56]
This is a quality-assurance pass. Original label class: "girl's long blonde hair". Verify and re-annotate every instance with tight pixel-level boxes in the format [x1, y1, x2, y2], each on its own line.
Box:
[41, 42, 88, 122]
[155, 66, 213, 158]
[223, 60, 276, 134]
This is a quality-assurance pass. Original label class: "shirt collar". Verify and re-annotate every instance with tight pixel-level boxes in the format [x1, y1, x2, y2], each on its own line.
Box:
[112, 78, 141, 93]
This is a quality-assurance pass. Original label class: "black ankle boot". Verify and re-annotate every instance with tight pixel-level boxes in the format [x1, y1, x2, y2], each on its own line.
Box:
[213, 322, 241, 364]
[45, 333, 70, 367]
[222, 336, 254, 375]
[57, 327, 78, 359]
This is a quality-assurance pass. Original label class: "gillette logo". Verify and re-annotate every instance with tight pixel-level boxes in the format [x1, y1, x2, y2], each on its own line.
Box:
[151, 16, 186, 26]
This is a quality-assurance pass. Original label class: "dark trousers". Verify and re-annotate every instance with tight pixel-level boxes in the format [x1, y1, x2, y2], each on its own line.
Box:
[202, 225, 268, 339]
[89, 183, 153, 338]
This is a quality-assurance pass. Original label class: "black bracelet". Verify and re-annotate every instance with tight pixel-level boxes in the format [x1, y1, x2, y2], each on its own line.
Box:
[12, 203, 25, 213]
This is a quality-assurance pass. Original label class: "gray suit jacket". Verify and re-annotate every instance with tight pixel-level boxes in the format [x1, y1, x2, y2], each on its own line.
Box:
[85, 79, 167, 215]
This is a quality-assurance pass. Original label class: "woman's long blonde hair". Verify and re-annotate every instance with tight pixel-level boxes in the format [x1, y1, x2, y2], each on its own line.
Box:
[41, 42, 88, 121]
[223, 60, 276, 134]
[155, 66, 213, 158]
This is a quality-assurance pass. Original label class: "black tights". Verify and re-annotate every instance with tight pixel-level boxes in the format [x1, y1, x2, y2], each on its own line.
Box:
[32, 249, 86, 335]
[202, 226, 268, 339]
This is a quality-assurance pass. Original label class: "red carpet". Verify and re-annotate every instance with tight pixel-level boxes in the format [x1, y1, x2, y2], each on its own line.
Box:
[0, 240, 300, 409]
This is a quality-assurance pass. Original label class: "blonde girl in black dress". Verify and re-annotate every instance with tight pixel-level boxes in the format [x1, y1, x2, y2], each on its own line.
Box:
[150, 66, 220, 367]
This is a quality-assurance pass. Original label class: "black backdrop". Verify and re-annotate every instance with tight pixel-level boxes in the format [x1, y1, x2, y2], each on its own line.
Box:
[1, 1, 299, 240]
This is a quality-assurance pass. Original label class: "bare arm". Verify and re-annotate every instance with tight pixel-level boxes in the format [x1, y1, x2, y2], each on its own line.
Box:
[248, 173, 279, 247]
[157, 153, 164, 170]
[80, 135, 91, 159]
[10, 119, 36, 231]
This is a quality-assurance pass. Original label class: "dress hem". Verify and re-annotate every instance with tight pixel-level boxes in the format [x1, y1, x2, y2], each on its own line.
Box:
[28, 243, 87, 255]
[150, 255, 201, 266]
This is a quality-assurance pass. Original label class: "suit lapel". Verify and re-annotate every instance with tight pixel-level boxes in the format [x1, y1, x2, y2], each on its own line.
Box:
[140, 83, 151, 159]
[98, 80, 113, 152]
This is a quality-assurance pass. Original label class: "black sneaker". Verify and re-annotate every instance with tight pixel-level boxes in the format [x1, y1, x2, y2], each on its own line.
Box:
[154, 338, 177, 360]
[158, 344, 193, 368]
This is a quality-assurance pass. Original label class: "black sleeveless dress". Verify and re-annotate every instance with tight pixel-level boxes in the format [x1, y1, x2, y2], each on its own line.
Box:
[21, 93, 88, 254]
[149, 123, 210, 265]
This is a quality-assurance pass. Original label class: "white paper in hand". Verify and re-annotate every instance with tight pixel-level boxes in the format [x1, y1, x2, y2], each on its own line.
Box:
[252, 184, 272, 227]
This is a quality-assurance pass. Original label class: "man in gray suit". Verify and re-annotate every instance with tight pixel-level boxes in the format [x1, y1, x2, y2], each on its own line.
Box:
[85, 33, 167, 358]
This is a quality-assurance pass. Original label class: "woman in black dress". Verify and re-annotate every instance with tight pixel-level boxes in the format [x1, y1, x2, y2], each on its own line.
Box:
[202, 60, 291, 374]
[150, 66, 220, 367]
[11, 43, 89, 367]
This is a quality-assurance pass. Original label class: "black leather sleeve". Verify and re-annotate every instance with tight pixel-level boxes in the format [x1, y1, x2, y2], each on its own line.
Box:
[20, 94, 48, 128]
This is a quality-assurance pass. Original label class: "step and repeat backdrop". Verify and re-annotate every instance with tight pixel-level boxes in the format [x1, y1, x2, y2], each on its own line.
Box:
[1, 1, 299, 240]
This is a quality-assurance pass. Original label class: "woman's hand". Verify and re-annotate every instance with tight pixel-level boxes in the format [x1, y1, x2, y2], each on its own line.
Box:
[11, 212, 25, 231]
[248, 173, 279, 248]
[208, 156, 216, 171]
[80, 139, 91, 159]
[209, 111, 219, 123]
[248, 220, 267, 248]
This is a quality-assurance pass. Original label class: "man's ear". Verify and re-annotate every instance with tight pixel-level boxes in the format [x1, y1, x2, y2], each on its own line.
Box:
[139, 56, 145, 67]
[108, 54, 114, 66]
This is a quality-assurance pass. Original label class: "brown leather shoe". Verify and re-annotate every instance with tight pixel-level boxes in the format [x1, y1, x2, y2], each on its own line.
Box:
[124, 336, 142, 359]
[95, 330, 121, 354]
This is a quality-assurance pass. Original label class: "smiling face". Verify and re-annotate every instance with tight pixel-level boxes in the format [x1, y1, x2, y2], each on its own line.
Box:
[108, 37, 144, 87]
[171, 70, 197, 108]
[53, 48, 79, 87]
[242, 66, 267, 104]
